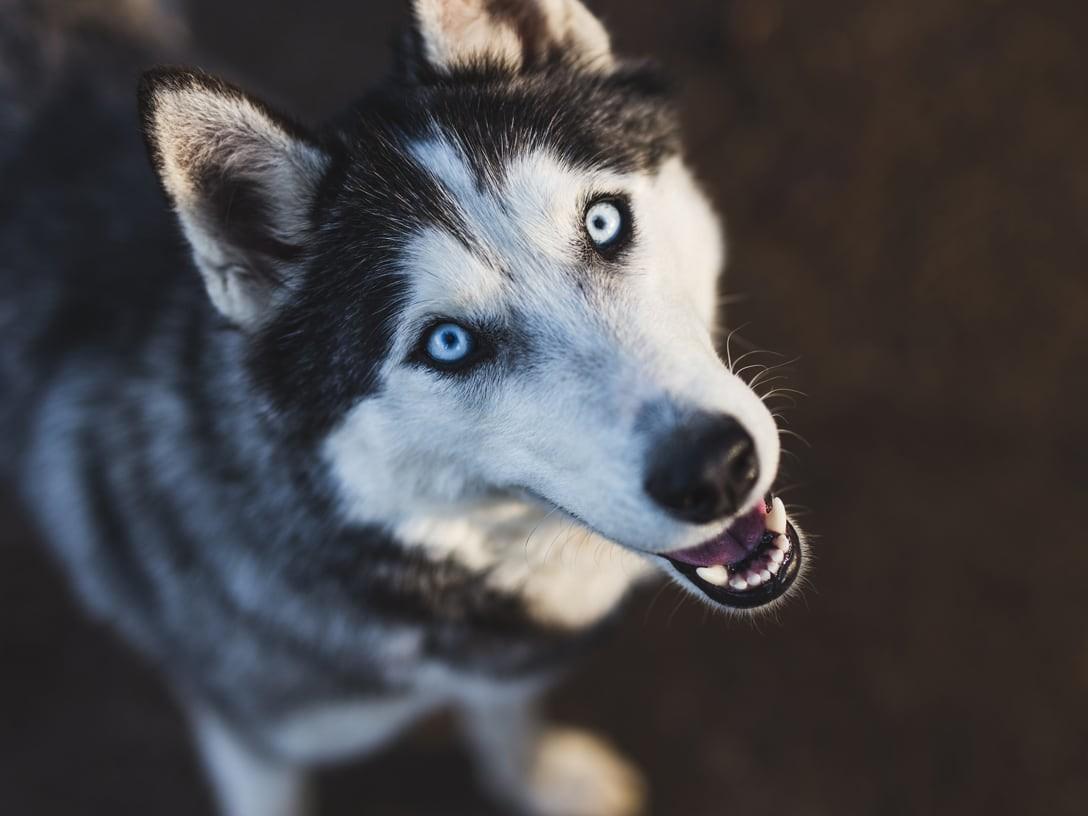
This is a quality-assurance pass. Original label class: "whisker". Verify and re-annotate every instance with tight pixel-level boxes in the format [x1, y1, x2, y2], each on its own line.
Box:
[773, 484, 806, 497]
[728, 346, 783, 373]
[734, 362, 770, 380]
[778, 428, 812, 447]
[643, 580, 676, 624]
[752, 374, 792, 392]
[722, 322, 752, 371]
[718, 292, 750, 308]
[666, 591, 693, 629]
[762, 393, 799, 408]
[522, 504, 562, 560]
[762, 386, 808, 398]
[749, 357, 801, 388]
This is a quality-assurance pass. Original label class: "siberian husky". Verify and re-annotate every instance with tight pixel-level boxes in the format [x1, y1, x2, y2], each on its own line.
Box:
[0, 0, 807, 813]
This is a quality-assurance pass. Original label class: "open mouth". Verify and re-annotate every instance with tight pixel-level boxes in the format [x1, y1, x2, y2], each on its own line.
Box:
[664, 495, 802, 609]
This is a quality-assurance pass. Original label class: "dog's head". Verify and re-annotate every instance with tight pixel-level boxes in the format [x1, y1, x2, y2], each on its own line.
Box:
[139, 0, 804, 611]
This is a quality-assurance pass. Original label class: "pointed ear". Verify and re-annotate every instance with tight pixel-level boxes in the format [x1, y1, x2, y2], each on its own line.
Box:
[138, 68, 330, 328]
[411, 0, 613, 74]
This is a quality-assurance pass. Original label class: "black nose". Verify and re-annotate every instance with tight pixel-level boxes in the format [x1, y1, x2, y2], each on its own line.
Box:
[644, 413, 760, 524]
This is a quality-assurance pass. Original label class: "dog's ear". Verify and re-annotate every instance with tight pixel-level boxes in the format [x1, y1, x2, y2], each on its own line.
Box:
[138, 68, 329, 329]
[410, 0, 614, 74]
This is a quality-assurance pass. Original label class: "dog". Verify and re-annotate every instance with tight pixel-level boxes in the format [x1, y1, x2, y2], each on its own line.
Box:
[0, 1, 807, 814]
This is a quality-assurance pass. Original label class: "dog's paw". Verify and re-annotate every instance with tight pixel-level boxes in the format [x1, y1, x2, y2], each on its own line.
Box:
[522, 727, 647, 816]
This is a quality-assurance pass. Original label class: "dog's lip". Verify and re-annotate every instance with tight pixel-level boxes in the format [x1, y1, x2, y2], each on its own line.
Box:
[511, 486, 803, 609]
[663, 496, 803, 609]
[664, 501, 770, 567]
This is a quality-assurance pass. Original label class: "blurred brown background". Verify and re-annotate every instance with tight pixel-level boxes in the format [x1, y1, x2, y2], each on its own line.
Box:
[2, 0, 1086, 814]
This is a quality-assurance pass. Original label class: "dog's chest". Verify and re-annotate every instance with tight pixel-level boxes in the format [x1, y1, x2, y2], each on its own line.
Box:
[394, 500, 654, 630]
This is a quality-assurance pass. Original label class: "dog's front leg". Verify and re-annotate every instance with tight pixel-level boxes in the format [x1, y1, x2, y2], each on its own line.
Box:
[190, 710, 313, 816]
[459, 692, 647, 816]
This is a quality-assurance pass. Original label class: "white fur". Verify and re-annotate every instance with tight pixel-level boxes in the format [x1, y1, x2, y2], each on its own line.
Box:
[460, 695, 645, 816]
[519, 727, 646, 816]
[414, 0, 614, 73]
[414, 0, 525, 70]
[537, 0, 614, 69]
[193, 710, 315, 816]
[394, 497, 654, 628]
[265, 697, 437, 764]
[324, 137, 780, 616]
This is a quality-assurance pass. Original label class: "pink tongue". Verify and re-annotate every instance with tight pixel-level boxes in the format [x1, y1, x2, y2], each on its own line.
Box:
[666, 501, 768, 567]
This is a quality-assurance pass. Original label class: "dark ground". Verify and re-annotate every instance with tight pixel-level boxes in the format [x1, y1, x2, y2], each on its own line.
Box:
[2, 1, 1087, 814]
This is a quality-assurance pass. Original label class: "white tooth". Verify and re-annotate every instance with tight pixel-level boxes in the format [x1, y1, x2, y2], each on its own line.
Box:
[768, 548, 785, 565]
[775, 533, 790, 552]
[766, 497, 788, 535]
[746, 571, 763, 586]
[695, 565, 730, 586]
[729, 576, 748, 591]
[759, 568, 772, 582]
[767, 559, 781, 574]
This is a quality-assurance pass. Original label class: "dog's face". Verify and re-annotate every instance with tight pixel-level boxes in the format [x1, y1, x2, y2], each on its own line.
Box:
[140, 0, 804, 611]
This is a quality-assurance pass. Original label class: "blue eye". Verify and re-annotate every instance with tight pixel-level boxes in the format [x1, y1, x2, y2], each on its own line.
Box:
[584, 197, 631, 257]
[585, 200, 622, 246]
[424, 322, 474, 365]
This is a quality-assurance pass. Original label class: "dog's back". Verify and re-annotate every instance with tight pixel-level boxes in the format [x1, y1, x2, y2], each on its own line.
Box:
[0, 0, 272, 693]
[0, 0, 188, 464]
